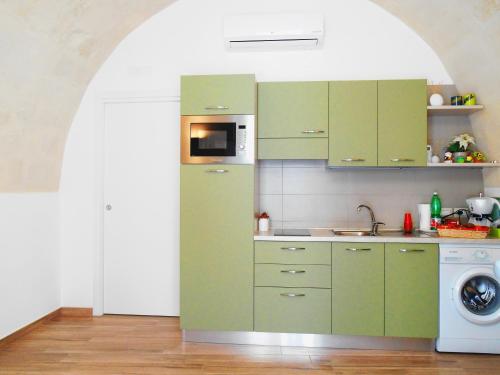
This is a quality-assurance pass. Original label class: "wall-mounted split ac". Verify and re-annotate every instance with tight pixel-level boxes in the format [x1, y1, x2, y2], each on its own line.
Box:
[223, 13, 324, 51]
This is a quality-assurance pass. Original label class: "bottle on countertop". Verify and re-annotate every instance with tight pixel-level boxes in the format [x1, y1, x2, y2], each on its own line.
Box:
[430, 192, 442, 230]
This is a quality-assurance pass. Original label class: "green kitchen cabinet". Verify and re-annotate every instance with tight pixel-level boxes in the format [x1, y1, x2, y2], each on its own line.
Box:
[255, 264, 331, 288]
[181, 74, 256, 115]
[258, 81, 328, 139]
[254, 287, 331, 334]
[257, 138, 328, 160]
[385, 243, 438, 338]
[180, 165, 254, 331]
[255, 241, 331, 265]
[377, 80, 427, 167]
[329, 81, 378, 167]
[332, 243, 384, 336]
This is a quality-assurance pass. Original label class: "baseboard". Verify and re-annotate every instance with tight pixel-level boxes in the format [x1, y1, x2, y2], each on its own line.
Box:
[0, 307, 93, 347]
[59, 307, 93, 318]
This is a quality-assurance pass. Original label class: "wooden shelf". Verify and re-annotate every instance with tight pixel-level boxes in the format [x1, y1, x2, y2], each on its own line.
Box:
[427, 162, 499, 168]
[427, 105, 484, 116]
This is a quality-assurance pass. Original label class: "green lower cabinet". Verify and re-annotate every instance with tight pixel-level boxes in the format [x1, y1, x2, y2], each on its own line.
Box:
[180, 165, 254, 331]
[385, 243, 438, 338]
[258, 138, 328, 160]
[254, 287, 331, 334]
[255, 241, 331, 265]
[332, 243, 384, 336]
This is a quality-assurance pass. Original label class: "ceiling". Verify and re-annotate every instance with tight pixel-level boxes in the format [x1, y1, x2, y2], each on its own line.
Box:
[1, 0, 498, 191]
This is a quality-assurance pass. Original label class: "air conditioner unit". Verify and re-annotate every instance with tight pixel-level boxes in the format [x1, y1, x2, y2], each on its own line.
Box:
[224, 13, 324, 51]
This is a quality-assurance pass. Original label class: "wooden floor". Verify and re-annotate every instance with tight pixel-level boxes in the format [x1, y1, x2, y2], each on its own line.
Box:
[0, 315, 499, 374]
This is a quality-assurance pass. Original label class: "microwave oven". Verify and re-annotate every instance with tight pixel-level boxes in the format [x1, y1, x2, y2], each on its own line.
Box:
[181, 115, 255, 164]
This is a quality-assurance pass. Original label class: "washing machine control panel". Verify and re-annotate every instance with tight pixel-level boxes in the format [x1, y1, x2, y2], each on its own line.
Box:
[440, 246, 500, 264]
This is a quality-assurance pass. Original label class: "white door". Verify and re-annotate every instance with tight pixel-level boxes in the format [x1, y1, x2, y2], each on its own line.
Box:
[103, 99, 179, 316]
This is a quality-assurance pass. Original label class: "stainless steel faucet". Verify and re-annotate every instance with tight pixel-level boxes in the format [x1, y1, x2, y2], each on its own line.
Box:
[356, 204, 385, 236]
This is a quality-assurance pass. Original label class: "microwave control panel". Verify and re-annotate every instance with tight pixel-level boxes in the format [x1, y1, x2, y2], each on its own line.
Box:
[237, 125, 247, 154]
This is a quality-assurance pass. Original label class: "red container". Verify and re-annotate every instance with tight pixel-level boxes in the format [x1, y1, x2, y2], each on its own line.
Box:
[403, 212, 413, 234]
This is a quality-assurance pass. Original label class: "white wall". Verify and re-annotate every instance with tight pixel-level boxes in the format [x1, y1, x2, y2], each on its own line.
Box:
[60, 0, 453, 308]
[0, 193, 59, 339]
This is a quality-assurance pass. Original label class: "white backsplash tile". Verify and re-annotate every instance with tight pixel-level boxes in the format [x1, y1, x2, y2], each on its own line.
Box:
[258, 160, 484, 229]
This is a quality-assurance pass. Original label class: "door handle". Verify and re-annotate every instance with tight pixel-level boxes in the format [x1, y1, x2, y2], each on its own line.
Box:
[390, 158, 415, 162]
[280, 270, 306, 274]
[399, 248, 425, 253]
[302, 130, 325, 134]
[341, 158, 365, 162]
[206, 169, 228, 173]
[205, 105, 229, 110]
[280, 293, 306, 297]
[280, 247, 306, 251]
[345, 248, 371, 251]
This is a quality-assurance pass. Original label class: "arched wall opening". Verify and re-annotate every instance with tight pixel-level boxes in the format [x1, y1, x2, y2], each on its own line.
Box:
[58, 0, 486, 311]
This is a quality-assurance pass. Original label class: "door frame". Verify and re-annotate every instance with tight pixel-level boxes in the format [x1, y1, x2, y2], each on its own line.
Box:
[94, 91, 180, 316]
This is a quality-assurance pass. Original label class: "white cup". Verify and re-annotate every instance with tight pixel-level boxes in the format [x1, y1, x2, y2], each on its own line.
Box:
[258, 218, 270, 232]
[418, 204, 431, 231]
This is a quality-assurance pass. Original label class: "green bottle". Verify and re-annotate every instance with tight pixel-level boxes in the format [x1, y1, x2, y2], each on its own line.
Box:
[430, 192, 442, 230]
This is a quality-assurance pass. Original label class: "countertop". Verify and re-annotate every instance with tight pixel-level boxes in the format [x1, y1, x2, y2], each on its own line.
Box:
[254, 228, 500, 245]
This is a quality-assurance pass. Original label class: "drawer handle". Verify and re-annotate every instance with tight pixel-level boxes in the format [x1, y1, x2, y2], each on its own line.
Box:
[399, 248, 425, 253]
[206, 169, 228, 173]
[302, 130, 325, 134]
[390, 158, 415, 162]
[280, 293, 306, 297]
[345, 248, 371, 251]
[280, 270, 306, 274]
[280, 247, 306, 251]
[205, 105, 229, 110]
[341, 158, 365, 162]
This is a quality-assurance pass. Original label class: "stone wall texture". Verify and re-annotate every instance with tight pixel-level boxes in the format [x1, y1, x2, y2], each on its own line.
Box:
[0, 0, 498, 191]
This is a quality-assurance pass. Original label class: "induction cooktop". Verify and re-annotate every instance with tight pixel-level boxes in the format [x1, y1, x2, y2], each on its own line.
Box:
[273, 229, 310, 236]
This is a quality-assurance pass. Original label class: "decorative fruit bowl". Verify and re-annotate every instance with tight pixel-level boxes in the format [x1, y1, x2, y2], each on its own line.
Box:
[437, 223, 490, 239]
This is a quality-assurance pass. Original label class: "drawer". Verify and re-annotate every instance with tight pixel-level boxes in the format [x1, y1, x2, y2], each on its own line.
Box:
[255, 287, 331, 334]
[258, 138, 328, 160]
[255, 264, 331, 288]
[255, 242, 331, 265]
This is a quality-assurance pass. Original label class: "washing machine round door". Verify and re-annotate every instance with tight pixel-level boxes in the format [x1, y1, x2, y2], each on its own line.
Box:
[454, 267, 500, 325]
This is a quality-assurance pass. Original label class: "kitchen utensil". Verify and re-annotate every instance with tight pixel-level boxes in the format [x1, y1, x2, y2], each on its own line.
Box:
[258, 212, 270, 231]
[403, 212, 413, 233]
[466, 194, 500, 227]
[451, 96, 463, 106]
[463, 93, 476, 106]
[429, 93, 444, 106]
[418, 204, 431, 231]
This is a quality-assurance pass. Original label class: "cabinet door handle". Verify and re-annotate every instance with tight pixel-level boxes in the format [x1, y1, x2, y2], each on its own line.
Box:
[280, 293, 306, 297]
[390, 158, 415, 162]
[280, 247, 306, 251]
[341, 158, 365, 162]
[205, 105, 229, 110]
[302, 130, 325, 134]
[399, 248, 425, 253]
[345, 248, 372, 251]
[206, 169, 228, 173]
[280, 270, 306, 274]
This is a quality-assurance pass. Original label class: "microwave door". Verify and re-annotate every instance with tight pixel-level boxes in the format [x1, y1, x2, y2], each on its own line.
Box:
[190, 123, 236, 157]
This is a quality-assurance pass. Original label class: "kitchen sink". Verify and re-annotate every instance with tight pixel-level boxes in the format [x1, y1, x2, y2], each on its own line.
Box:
[332, 229, 406, 237]
[333, 230, 375, 236]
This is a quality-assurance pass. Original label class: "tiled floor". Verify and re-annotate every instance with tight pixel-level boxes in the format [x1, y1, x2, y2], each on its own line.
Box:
[0, 315, 499, 374]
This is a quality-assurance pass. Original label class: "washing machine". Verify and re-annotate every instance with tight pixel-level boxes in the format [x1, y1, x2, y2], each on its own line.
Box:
[437, 245, 500, 354]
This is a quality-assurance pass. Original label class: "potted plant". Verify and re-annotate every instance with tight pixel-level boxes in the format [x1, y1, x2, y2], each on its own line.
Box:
[447, 133, 475, 162]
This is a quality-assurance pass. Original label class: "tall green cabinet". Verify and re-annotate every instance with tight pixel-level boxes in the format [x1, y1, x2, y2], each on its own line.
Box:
[377, 79, 427, 167]
[180, 165, 254, 331]
[329, 81, 378, 167]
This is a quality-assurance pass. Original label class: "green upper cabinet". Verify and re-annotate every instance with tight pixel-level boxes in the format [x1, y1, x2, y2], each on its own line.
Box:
[385, 243, 438, 338]
[181, 74, 256, 115]
[332, 243, 384, 337]
[377, 79, 427, 167]
[180, 165, 254, 331]
[329, 81, 378, 167]
[258, 81, 328, 138]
